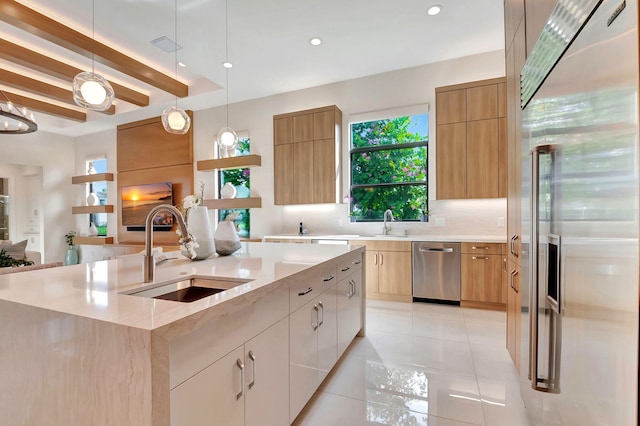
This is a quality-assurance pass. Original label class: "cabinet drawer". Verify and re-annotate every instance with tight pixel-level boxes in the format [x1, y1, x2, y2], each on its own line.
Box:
[357, 239, 411, 252]
[461, 242, 502, 255]
[337, 252, 363, 282]
[290, 262, 337, 313]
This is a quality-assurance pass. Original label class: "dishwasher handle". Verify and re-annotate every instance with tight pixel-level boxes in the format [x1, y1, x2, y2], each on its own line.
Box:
[418, 247, 454, 253]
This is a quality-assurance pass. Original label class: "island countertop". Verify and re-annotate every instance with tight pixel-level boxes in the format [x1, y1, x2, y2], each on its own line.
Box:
[0, 242, 362, 331]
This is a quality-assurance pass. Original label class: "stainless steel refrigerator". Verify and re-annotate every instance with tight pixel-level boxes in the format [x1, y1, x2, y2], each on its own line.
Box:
[519, 0, 638, 424]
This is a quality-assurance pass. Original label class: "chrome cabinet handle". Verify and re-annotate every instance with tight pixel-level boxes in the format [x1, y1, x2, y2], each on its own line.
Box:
[472, 246, 490, 250]
[510, 234, 520, 257]
[236, 358, 245, 400]
[318, 301, 324, 327]
[312, 304, 319, 330]
[298, 287, 313, 296]
[373, 254, 378, 265]
[323, 275, 335, 282]
[341, 266, 350, 272]
[349, 280, 356, 298]
[419, 247, 454, 252]
[248, 351, 256, 389]
[472, 256, 489, 260]
[379, 254, 383, 265]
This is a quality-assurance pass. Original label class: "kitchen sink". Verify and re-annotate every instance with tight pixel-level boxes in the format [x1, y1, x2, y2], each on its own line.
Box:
[122, 277, 253, 302]
[371, 234, 408, 238]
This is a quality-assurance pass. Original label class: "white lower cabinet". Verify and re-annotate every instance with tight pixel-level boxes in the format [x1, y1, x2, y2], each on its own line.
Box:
[289, 285, 337, 422]
[337, 268, 362, 357]
[171, 318, 289, 426]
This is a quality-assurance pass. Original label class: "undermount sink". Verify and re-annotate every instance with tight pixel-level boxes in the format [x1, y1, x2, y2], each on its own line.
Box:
[122, 277, 253, 303]
[370, 233, 408, 238]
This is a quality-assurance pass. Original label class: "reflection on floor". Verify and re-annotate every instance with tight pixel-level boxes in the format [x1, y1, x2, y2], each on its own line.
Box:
[293, 300, 531, 426]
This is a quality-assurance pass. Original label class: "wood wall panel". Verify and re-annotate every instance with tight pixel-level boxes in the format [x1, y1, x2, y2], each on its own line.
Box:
[117, 114, 193, 172]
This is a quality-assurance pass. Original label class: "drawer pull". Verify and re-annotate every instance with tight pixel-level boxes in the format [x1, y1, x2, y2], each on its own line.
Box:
[353, 259, 362, 265]
[323, 275, 335, 282]
[472, 256, 489, 260]
[298, 287, 313, 296]
[472, 246, 490, 250]
[341, 266, 350, 272]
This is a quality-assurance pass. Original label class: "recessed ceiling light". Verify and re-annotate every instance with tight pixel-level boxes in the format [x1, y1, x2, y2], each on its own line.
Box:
[177, 62, 186, 68]
[222, 61, 233, 68]
[309, 37, 322, 46]
[427, 5, 442, 16]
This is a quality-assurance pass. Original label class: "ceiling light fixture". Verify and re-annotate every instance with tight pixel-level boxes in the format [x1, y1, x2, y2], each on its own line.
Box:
[427, 5, 443, 16]
[72, 0, 115, 111]
[161, 0, 190, 135]
[0, 92, 37, 134]
[216, 0, 238, 157]
[309, 37, 322, 46]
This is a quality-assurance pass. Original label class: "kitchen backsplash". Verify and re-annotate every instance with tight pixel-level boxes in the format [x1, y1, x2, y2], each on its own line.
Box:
[278, 198, 506, 237]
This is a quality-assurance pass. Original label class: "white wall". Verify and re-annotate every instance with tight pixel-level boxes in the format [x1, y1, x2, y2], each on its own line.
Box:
[194, 50, 507, 238]
[0, 132, 75, 262]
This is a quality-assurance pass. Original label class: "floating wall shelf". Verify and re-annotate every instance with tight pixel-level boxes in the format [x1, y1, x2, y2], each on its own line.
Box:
[197, 155, 262, 171]
[73, 236, 114, 245]
[71, 173, 114, 184]
[72, 205, 114, 214]
[202, 198, 262, 209]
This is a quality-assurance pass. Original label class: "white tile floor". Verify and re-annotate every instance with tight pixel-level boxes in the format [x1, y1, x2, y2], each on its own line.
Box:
[293, 300, 531, 426]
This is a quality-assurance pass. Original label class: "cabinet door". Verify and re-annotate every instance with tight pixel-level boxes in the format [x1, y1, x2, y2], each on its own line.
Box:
[466, 84, 498, 121]
[317, 285, 337, 382]
[171, 346, 245, 426]
[289, 300, 319, 422]
[274, 117, 293, 145]
[378, 250, 412, 296]
[337, 269, 362, 356]
[293, 142, 314, 204]
[313, 110, 335, 140]
[461, 253, 502, 303]
[436, 89, 466, 124]
[436, 122, 467, 199]
[313, 138, 336, 203]
[245, 318, 289, 426]
[274, 144, 294, 205]
[467, 119, 499, 198]
[293, 113, 314, 143]
[365, 250, 379, 294]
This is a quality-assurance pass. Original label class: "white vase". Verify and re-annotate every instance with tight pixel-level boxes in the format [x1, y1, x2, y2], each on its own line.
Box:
[214, 221, 241, 255]
[89, 222, 98, 236]
[220, 182, 237, 199]
[184, 206, 215, 260]
[86, 192, 99, 206]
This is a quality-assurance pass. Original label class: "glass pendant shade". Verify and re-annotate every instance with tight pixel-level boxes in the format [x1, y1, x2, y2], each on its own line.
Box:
[72, 71, 115, 111]
[217, 126, 238, 150]
[161, 106, 191, 134]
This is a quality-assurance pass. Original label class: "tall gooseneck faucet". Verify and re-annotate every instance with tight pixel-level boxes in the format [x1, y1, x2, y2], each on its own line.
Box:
[383, 209, 394, 235]
[143, 204, 190, 283]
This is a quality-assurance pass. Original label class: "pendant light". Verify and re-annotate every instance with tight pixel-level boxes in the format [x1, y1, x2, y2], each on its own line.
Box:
[216, 0, 238, 157]
[72, 0, 115, 111]
[161, 0, 190, 134]
[0, 91, 37, 134]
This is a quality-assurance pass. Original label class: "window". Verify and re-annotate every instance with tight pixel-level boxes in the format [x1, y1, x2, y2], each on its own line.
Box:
[217, 137, 251, 238]
[349, 113, 428, 221]
[87, 158, 108, 236]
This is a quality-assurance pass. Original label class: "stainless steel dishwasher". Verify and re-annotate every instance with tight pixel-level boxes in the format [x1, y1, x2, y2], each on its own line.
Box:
[412, 241, 461, 305]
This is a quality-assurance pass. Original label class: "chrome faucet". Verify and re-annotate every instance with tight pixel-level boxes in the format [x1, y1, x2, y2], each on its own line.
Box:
[143, 204, 190, 283]
[383, 209, 394, 235]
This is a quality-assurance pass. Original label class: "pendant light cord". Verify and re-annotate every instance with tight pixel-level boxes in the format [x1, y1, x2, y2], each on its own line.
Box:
[225, 0, 229, 128]
[174, 0, 179, 107]
[91, 0, 95, 73]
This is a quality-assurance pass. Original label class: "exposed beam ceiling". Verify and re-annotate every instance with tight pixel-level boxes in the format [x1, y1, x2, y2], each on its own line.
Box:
[1, 88, 86, 121]
[0, 38, 149, 107]
[0, 0, 187, 97]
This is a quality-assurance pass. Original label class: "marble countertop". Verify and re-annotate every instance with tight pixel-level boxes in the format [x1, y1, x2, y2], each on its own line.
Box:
[263, 233, 508, 243]
[0, 242, 362, 331]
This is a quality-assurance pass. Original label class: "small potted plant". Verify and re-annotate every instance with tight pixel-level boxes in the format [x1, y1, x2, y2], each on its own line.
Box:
[64, 231, 79, 265]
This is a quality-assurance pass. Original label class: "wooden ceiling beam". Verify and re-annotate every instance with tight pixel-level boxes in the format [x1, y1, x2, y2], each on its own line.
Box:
[0, 38, 149, 107]
[1, 89, 86, 122]
[0, 0, 187, 97]
[0, 68, 116, 115]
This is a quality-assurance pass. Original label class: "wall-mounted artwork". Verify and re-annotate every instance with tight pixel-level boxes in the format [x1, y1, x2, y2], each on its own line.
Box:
[121, 182, 173, 230]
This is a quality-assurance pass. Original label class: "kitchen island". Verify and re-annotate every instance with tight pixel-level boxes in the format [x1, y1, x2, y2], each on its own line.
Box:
[0, 242, 365, 425]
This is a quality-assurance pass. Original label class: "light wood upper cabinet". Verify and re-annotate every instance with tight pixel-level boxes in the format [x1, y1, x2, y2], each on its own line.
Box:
[466, 84, 498, 121]
[436, 122, 467, 199]
[467, 119, 499, 199]
[293, 114, 314, 143]
[273, 105, 342, 205]
[436, 89, 466, 125]
[435, 78, 506, 200]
